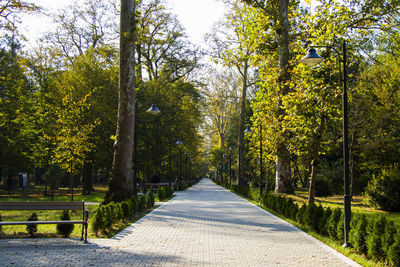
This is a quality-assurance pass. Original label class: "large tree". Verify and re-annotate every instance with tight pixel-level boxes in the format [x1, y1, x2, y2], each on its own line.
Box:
[105, 0, 136, 202]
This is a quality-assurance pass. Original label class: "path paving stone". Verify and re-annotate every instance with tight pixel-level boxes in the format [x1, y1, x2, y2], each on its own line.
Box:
[0, 178, 361, 266]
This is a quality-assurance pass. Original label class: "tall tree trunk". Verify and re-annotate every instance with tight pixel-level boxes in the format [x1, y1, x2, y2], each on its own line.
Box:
[238, 59, 248, 186]
[308, 114, 326, 203]
[82, 162, 92, 195]
[274, 0, 293, 193]
[349, 132, 356, 198]
[105, 0, 136, 203]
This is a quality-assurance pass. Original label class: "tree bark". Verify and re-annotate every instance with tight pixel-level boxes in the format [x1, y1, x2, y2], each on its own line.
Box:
[82, 162, 92, 195]
[105, 0, 136, 203]
[274, 0, 293, 193]
[308, 114, 326, 203]
[237, 59, 248, 186]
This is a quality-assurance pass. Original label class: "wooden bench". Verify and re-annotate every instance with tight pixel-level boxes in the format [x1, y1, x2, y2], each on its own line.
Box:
[0, 201, 89, 243]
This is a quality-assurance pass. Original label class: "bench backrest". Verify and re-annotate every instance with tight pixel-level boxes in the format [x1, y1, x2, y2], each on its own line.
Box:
[0, 201, 85, 211]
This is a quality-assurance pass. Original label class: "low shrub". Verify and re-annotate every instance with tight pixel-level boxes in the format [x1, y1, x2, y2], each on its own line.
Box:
[137, 195, 146, 212]
[92, 206, 107, 234]
[157, 187, 166, 201]
[319, 207, 332, 236]
[350, 215, 368, 254]
[383, 220, 397, 259]
[130, 197, 137, 214]
[26, 212, 38, 237]
[248, 188, 260, 202]
[296, 203, 306, 224]
[164, 187, 174, 199]
[367, 215, 387, 260]
[327, 208, 342, 241]
[145, 191, 155, 209]
[121, 201, 131, 219]
[388, 231, 400, 266]
[315, 176, 333, 197]
[336, 212, 345, 242]
[304, 203, 319, 231]
[56, 210, 74, 238]
[365, 165, 400, 212]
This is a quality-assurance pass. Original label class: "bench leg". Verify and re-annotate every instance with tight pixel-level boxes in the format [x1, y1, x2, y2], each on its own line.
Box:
[84, 222, 88, 243]
[81, 223, 84, 241]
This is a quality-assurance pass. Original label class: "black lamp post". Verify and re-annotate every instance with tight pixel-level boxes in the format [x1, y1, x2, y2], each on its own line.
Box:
[301, 40, 351, 248]
[189, 157, 192, 183]
[176, 140, 183, 188]
[185, 152, 189, 183]
[134, 102, 160, 196]
[228, 146, 233, 187]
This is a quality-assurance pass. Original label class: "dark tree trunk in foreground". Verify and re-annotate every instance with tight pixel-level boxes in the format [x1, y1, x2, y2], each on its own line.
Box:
[237, 59, 248, 186]
[308, 114, 326, 203]
[274, 0, 293, 193]
[105, 0, 136, 203]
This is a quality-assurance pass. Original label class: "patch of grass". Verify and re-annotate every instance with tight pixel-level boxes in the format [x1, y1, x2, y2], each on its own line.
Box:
[0, 185, 107, 202]
[0, 204, 99, 239]
[0, 203, 161, 239]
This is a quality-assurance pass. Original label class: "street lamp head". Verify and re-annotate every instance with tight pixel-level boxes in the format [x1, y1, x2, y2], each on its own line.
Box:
[300, 48, 324, 66]
[146, 104, 161, 115]
[176, 140, 183, 145]
[244, 126, 252, 133]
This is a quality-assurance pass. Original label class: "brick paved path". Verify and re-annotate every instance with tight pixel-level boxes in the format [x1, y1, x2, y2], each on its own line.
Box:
[0, 179, 360, 266]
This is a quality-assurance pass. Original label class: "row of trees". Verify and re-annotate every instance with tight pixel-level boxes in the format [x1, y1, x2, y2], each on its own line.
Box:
[204, 0, 400, 210]
[0, 0, 204, 199]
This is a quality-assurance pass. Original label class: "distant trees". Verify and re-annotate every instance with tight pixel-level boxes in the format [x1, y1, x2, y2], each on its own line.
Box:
[0, 0, 203, 201]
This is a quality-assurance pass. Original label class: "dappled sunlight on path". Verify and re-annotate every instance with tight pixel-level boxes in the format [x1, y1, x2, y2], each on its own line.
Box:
[0, 178, 360, 266]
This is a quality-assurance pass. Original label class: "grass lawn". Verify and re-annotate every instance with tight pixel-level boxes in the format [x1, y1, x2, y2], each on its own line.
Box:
[0, 184, 175, 240]
[0, 185, 108, 202]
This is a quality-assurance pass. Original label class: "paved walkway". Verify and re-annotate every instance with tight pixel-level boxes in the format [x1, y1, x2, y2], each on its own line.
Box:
[0, 179, 360, 266]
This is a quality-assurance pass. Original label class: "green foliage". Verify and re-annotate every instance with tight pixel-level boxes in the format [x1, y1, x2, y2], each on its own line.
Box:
[388, 232, 400, 267]
[350, 215, 368, 254]
[92, 206, 107, 234]
[365, 165, 400, 212]
[383, 220, 397, 258]
[145, 191, 155, 209]
[156, 187, 166, 201]
[296, 203, 306, 225]
[26, 212, 38, 237]
[121, 201, 131, 219]
[56, 210, 74, 238]
[164, 187, 174, 199]
[318, 207, 332, 236]
[367, 215, 387, 260]
[130, 197, 137, 214]
[314, 176, 333, 197]
[336, 212, 345, 242]
[137, 195, 146, 212]
[304, 203, 325, 233]
[156, 186, 174, 201]
[327, 208, 342, 241]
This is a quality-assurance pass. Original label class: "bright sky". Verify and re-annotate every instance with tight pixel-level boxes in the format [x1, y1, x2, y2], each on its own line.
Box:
[20, 0, 227, 46]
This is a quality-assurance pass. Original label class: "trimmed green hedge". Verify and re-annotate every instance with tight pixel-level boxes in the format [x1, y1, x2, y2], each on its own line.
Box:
[156, 186, 174, 201]
[216, 180, 399, 265]
[92, 193, 155, 235]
